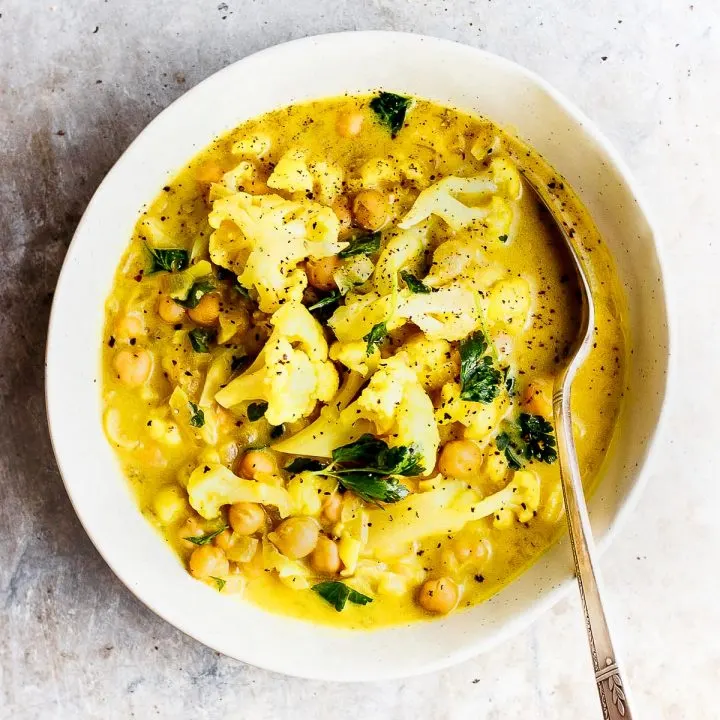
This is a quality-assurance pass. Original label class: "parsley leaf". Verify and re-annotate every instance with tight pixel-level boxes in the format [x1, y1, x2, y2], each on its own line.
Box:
[338, 232, 381, 259]
[145, 245, 189, 274]
[336, 471, 410, 503]
[188, 401, 205, 428]
[210, 576, 226, 591]
[363, 321, 387, 356]
[369, 92, 412, 138]
[176, 280, 214, 309]
[332, 434, 389, 465]
[284, 457, 327, 473]
[308, 289, 342, 314]
[400, 271, 431, 294]
[188, 328, 215, 353]
[312, 581, 373, 611]
[496, 413, 558, 468]
[184, 525, 228, 546]
[459, 331, 502, 403]
[247, 401, 268, 421]
[498, 234, 509, 243]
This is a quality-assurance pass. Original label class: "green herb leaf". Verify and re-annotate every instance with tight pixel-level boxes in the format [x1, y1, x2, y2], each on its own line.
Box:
[363, 321, 387, 356]
[285, 457, 327, 473]
[189, 328, 216, 353]
[210, 576, 226, 591]
[176, 280, 214, 309]
[145, 245, 189, 274]
[376, 444, 425, 476]
[502, 366, 516, 396]
[495, 413, 558, 468]
[336, 471, 410, 504]
[332, 434, 389, 465]
[498, 234, 509, 243]
[338, 232, 381, 259]
[247, 401, 268, 421]
[400, 271, 431, 294]
[459, 331, 502, 403]
[184, 525, 228, 546]
[270, 424, 285, 439]
[518, 413, 558, 464]
[233, 279, 252, 299]
[308, 290, 342, 312]
[188, 401, 205, 428]
[312, 581, 373, 611]
[369, 92, 412, 138]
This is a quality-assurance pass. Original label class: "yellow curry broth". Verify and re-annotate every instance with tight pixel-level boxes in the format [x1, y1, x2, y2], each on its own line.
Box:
[102, 95, 626, 628]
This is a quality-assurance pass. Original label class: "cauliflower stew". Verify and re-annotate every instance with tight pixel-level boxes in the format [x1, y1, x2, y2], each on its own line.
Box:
[101, 94, 626, 627]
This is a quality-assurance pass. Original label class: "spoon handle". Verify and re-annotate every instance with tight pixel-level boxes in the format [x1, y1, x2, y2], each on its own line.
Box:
[554, 388, 633, 719]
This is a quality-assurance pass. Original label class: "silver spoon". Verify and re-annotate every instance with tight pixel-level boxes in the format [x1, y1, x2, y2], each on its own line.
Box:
[507, 145, 634, 719]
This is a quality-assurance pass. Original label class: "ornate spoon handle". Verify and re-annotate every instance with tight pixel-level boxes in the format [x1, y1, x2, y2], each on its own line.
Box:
[554, 387, 633, 719]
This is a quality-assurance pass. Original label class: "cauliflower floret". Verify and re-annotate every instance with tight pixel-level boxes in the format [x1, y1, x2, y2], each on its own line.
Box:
[423, 240, 485, 288]
[208, 191, 345, 312]
[333, 255, 375, 295]
[485, 277, 533, 334]
[366, 470, 540, 556]
[399, 334, 458, 392]
[340, 354, 440, 473]
[487, 156, 523, 201]
[348, 156, 427, 192]
[398, 175, 497, 231]
[215, 302, 339, 425]
[328, 282, 478, 344]
[436, 381, 511, 443]
[330, 340, 380, 377]
[373, 222, 429, 295]
[267, 149, 344, 204]
[287, 472, 338, 517]
[187, 463, 291, 519]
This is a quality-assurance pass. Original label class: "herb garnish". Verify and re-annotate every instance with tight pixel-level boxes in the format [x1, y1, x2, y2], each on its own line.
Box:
[459, 331, 502, 403]
[308, 289, 342, 321]
[145, 245, 189, 274]
[338, 232, 381, 259]
[247, 401, 268, 421]
[184, 525, 228, 546]
[286, 434, 421, 503]
[176, 280, 214, 309]
[284, 457, 327, 473]
[188, 401, 205, 428]
[188, 328, 216, 353]
[363, 321, 387, 356]
[312, 581, 373, 611]
[498, 234, 509, 243]
[369, 92, 412, 138]
[210, 576, 226, 591]
[233, 279, 252, 299]
[496, 413, 558, 469]
[400, 271, 431, 294]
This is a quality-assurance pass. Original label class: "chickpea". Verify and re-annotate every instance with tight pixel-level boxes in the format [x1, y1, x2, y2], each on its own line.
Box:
[228, 502, 265, 535]
[310, 535, 341, 574]
[213, 528, 234, 552]
[453, 536, 491, 565]
[115, 313, 144, 341]
[272, 516, 319, 559]
[188, 293, 220, 326]
[336, 110, 364, 138]
[113, 348, 151, 387]
[189, 545, 229, 579]
[353, 189, 390, 231]
[305, 255, 341, 291]
[157, 295, 186, 324]
[322, 493, 342, 524]
[235, 450, 276, 480]
[522, 379, 553, 418]
[417, 577, 459, 615]
[438, 440, 483, 480]
[331, 197, 353, 236]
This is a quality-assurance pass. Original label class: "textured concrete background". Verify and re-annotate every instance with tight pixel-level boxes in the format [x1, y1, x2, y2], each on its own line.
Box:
[1, 1, 718, 718]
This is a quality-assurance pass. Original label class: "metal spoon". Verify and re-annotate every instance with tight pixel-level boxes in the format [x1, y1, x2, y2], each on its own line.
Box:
[508, 148, 634, 719]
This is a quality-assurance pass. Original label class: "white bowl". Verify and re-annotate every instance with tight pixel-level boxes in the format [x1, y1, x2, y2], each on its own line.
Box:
[45, 31, 670, 681]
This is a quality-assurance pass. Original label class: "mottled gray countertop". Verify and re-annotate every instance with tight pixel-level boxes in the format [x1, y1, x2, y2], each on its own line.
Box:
[1, 1, 717, 718]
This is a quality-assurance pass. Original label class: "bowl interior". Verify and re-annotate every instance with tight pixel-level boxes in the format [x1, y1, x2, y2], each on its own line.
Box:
[46, 31, 668, 681]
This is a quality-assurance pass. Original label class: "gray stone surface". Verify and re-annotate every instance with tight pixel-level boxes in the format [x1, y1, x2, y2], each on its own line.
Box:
[1, 1, 717, 718]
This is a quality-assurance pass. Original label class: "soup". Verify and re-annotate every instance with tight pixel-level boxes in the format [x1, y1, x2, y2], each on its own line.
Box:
[101, 94, 626, 628]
